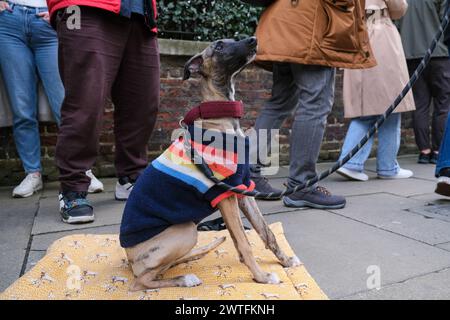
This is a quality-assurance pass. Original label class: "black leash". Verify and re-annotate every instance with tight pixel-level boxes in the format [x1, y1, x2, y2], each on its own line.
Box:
[186, 10, 450, 200]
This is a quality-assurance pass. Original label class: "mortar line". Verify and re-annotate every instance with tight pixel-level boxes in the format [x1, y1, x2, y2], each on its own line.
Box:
[19, 196, 41, 277]
[337, 265, 450, 300]
[32, 222, 121, 237]
[324, 208, 450, 252]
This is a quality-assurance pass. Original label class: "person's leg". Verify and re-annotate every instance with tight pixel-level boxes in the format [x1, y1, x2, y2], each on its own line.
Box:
[287, 64, 335, 189]
[250, 62, 300, 176]
[429, 58, 450, 154]
[55, 7, 126, 193]
[435, 114, 450, 197]
[248, 63, 299, 195]
[283, 64, 345, 209]
[339, 117, 375, 172]
[30, 9, 64, 125]
[111, 14, 159, 194]
[376, 113, 403, 177]
[0, 7, 41, 174]
[408, 59, 433, 157]
[436, 114, 450, 176]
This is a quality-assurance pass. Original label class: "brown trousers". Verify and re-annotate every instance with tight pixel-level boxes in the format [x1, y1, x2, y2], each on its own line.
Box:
[55, 7, 160, 192]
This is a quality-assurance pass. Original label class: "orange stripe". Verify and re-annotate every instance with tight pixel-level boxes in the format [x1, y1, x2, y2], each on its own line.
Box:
[210, 181, 256, 207]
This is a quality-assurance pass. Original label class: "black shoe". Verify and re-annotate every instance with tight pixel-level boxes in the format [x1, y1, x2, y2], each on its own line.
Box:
[251, 175, 283, 200]
[435, 168, 450, 197]
[197, 217, 251, 231]
[59, 191, 94, 224]
[283, 186, 346, 209]
[430, 152, 439, 165]
[418, 152, 431, 164]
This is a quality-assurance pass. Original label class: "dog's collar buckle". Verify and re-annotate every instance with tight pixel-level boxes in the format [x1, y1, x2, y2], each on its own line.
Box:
[182, 101, 244, 125]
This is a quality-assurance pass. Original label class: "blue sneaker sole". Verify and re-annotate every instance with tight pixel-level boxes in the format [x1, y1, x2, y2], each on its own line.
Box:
[283, 197, 346, 210]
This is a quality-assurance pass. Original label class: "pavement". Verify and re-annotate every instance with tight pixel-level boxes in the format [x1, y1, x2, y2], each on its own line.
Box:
[1, 155, 450, 300]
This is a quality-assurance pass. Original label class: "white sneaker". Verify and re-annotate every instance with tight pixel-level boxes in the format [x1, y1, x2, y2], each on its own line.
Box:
[12, 172, 43, 198]
[336, 167, 369, 181]
[86, 170, 104, 193]
[115, 177, 134, 201]
[378, 168, 414, 180]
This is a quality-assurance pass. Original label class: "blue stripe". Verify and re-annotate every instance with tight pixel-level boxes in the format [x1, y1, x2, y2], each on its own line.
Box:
[152, 160, 210, 193]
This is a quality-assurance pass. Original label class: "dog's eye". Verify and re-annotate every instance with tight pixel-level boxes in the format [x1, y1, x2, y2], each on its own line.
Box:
[214, 41, 224, 52]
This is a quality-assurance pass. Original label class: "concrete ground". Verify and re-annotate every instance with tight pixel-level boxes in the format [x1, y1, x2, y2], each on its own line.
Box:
[1, 155, 450, 299]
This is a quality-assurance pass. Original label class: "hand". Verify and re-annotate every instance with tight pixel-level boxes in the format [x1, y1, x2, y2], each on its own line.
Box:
[37, 11, 50, 23]
[0, 1, 11, 12]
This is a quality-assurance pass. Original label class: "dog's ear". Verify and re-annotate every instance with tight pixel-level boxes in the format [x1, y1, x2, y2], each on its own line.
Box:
[183, 54, 204, 80]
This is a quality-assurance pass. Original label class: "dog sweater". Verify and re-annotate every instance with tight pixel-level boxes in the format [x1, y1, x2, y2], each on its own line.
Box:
[120, 123, 255, 248]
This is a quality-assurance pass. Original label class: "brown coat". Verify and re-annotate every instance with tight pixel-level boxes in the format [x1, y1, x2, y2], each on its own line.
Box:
[255, 0, 377, 69]
[343, 0, 416, 118]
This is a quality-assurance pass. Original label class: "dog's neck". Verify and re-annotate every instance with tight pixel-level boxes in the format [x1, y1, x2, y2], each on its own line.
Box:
[200, 75, 236, 101]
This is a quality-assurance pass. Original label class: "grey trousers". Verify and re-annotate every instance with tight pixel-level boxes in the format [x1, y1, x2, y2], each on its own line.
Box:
[250, 63, 336, 190]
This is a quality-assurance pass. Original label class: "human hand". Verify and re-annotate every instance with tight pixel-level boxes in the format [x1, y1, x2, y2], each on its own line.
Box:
[37, 11, 50, 23]
[0, 1, 11, 12]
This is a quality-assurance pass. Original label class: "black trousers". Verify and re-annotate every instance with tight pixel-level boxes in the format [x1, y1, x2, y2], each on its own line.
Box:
[407, 58, 450, 152]
[55, 7, 160, 192]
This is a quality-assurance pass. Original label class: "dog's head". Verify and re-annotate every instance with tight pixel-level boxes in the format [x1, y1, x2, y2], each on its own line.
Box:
[183, 37, 257, 100]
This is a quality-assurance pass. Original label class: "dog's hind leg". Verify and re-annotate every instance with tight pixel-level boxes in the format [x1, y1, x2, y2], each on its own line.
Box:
[172, 236, 226, 266]
[126, 222, 203, 291]
[218, 195, 280, 284]
[238, 196, 302, 268]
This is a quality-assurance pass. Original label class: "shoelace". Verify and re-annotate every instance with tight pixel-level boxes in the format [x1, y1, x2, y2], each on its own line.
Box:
[315, 186, 331, 196]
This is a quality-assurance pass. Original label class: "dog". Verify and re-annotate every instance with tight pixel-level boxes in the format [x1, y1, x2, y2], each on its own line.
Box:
[119, 37, 301, 291]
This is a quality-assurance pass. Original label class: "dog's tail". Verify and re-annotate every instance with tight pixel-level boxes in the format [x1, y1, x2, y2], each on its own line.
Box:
[173, 236, 226, 266]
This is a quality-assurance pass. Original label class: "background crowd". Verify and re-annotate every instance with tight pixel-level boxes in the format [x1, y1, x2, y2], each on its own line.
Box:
[0, 0, 449, 224]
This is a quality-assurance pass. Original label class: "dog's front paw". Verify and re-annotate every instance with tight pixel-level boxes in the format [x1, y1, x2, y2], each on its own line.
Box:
[284, 255, 303, 268]
[255, 272, 280, 285]
[182, 274, 203, 287]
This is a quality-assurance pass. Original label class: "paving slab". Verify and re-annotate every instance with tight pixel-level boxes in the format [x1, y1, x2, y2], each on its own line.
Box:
[0, 197, 38, 251]
[256, 210, 450, 299]
[404, 194, 450, 223]
[341, 268, 450, 300]
[32, 192, 125, 235]
[328, 193, 450, 245]
[30, 224, 120, 251]
[24, 251, 46, 274]
[0, 249, 26, 292]
[437, 242, 450, 252]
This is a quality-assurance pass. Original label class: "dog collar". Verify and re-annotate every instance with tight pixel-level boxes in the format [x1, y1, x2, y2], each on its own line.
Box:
[182, 101, 244, 125]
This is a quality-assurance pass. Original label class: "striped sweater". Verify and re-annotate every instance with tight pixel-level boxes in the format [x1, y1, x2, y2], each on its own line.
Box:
[120, 126, 254, 248]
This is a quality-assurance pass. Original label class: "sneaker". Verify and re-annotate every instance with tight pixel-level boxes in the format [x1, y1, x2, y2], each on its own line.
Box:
[435, 168, 450, 197]
[115, 176, 135, 201]
[283, 186, 346, 209]
[86, 169, 104, 193]
[12, 172, 43, 198]
[430, 152, 439, 165]
[59, 191, 94, 224]
[336, 167, 369, 181]
[378, 168, 413, 180]
[251, 175, 282, 200]
[418, 152, 431, 164]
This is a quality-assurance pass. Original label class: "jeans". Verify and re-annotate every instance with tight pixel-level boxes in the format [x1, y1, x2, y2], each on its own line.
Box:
[436, 113, 450, 176]
[250, 62, 336, 191]
[339, 113, 401, 176]
[0, 3, 64, 173]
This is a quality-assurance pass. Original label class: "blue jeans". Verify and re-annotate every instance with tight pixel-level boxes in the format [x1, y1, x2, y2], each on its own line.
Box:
[436, 113, 450, 176]
[0, 3, 64, 173]
[339, 113, 401, 176]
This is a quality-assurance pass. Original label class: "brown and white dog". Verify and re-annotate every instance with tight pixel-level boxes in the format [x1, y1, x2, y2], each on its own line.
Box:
[122, 37, 301, 291]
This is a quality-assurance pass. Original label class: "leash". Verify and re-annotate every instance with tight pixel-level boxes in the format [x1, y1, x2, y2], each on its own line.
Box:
[183, 9, 450, 200]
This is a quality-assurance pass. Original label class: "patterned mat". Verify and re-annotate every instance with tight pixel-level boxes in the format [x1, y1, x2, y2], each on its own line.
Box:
[0, 222, 327, 300]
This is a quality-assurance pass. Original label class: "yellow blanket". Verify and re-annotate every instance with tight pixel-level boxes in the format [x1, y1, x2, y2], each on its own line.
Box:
[0, 222, 327, 300]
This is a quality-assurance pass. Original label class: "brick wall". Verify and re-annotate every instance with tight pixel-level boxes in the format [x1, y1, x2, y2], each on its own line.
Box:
[0, 53, 417, 186]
